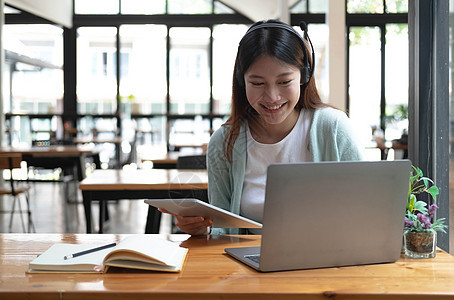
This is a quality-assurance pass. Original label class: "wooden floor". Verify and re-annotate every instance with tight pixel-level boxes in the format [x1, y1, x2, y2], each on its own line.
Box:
[0, 181, 172, 234]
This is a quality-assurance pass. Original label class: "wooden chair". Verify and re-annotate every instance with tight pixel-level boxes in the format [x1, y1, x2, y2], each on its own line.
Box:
[0, 154, 35, 233]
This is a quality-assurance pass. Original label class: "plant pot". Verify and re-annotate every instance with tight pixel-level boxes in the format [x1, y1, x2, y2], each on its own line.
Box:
[403, 230, 436, 258]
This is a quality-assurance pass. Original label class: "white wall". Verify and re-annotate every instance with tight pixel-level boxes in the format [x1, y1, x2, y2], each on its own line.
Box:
[327, 0, 346, 111]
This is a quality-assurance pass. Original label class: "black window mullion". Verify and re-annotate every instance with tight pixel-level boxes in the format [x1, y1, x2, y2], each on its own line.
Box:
[209, 25, 214, 132]
[345, 25, 350, 115]
[116, 26, 121, 135]
[380, 24, 386, 134]
[166, 26, 171, 151]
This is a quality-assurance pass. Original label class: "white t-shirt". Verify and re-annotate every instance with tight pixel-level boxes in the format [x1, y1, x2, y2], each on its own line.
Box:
[240, 110, 312, 232]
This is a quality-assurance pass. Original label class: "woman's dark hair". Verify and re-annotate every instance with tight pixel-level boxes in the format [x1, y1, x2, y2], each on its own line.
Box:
[223, 19, 328, 162]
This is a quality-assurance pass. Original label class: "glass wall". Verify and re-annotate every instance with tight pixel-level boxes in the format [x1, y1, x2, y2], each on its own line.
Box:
[121, 0, 166, 14]
[167, 0, 213, 14]
[2, 0, 408, 160]
[385, 24, 409, 141]
[2, 24, 63, 146]
[119, 24, 167, 115]
[347, 0, 408, 160]
[348, 26, 382, 138]
[305, 24, 329, 101]
[3, 24, 63, 114]
[169, 27, 211, 115]
[77, 27, 118, 115]
[212, 24, 247, 115]
[75, 0, 119, 14]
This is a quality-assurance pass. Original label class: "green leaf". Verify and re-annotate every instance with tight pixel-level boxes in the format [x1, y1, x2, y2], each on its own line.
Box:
[409, 173, 419, 183]
[427, 186, 439, 200]
[415, 167, 423, 177]
[421, 176, 435, 185]
[413, 200, 428, 214]
[432, 218, 448, 233]
[407, 194, 416, 211]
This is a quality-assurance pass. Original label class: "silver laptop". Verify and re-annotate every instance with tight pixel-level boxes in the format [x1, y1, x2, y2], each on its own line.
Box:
[225, 160, 411, 272]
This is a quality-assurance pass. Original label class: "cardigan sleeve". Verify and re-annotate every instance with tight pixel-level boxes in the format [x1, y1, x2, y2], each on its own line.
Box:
[207, 127, 233, 235]
[207, 125, 248, 235]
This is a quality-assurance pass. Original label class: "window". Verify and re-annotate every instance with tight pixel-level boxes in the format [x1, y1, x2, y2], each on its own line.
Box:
[212, 24, 248, 115]
[169, 27, 211, 115]
[291, 0, 328, 13]
[347, 0, 384, 13]
[2, 24, 63, 146]
[385, 24, 409, 140]
[77, 27, 118, 115]
[348, 26, 382, 136]
[119, 25, 167, 114]
[347, 0, 408, 160]
[3, 24, 63, 114]
[167, 0, 213, 14]
[75, 0, 119, 14]
[301, 24, 329, 101]
[121, 0, 166, 14]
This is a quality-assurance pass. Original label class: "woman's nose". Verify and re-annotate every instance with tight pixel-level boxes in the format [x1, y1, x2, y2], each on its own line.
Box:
[264, 85, 281, 101]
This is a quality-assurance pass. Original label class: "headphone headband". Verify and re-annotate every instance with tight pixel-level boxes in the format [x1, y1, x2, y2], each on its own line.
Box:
[242, 23, 303, 42]
[237, 21, 315, 87]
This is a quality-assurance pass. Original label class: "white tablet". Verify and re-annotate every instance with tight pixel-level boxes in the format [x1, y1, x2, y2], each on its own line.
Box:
[144, 198, 262, 228]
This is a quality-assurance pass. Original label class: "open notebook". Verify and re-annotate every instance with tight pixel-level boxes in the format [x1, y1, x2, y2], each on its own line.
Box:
[28, 235, 188, 273]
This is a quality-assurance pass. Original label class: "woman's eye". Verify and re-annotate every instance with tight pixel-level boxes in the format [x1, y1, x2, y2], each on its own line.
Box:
[280, 80, 293, 85]
[250, 82, 264, 86]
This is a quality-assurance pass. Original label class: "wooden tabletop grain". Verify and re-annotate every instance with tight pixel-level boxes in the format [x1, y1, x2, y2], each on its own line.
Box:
[1, 233, 454, 299]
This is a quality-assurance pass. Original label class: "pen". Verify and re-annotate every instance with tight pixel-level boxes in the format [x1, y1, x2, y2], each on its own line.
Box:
[64, 242, 117, 260]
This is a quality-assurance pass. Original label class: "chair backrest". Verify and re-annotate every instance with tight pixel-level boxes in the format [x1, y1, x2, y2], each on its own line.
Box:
[0, 154, 22, 170]
[176, 155, 207, 170]
[0, 154, 23, 195]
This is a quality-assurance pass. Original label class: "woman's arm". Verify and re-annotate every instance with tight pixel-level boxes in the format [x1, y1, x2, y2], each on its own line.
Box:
[207, 127, 233, 235]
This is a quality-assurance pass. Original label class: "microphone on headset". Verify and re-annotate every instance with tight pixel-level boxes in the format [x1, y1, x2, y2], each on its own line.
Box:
[299, 21, 308, 39]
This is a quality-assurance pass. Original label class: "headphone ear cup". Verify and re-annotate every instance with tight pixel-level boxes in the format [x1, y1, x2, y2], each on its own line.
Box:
[235, 67, 244, 87]
[235, 56, 245, 87]
[300, 66, 310, 86]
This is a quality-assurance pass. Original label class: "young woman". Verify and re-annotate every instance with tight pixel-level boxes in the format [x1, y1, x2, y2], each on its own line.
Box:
[160, 20, 365, 235]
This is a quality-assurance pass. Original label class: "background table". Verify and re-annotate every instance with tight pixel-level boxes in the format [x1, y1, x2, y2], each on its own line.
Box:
[2, 233, 454, 299]
[0, 145, 101, 181]
[79, 169, 208, 233]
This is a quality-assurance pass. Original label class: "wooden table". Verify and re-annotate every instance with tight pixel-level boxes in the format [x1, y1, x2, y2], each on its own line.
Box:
[370, 140, 408, 160]
[0, 145, 101, 181]
[79, 169, 208, 234]
[73, 136, 124, 144]
[2, 233, 454, 299]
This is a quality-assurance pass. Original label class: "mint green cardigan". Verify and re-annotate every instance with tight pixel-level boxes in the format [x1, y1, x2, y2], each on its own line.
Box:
[206, 107, 365, 235]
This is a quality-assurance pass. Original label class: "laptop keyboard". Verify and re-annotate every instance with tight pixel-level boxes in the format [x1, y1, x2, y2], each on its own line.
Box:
[245, 254, 260, 264]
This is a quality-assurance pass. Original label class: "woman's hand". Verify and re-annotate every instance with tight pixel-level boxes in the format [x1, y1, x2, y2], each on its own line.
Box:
[158, 208, 212, 236]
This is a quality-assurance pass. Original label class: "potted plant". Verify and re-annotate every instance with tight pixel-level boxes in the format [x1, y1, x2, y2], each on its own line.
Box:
[403, 166, 447, 258]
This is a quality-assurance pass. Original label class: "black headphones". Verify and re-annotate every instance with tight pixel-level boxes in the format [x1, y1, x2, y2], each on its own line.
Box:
[236, 21, 315, 87]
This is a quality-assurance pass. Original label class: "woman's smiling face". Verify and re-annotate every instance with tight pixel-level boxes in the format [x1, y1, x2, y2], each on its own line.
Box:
[244, 54, 301, 128]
